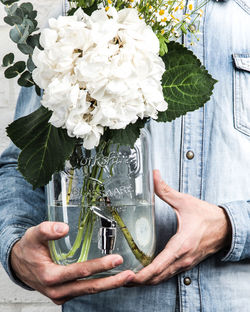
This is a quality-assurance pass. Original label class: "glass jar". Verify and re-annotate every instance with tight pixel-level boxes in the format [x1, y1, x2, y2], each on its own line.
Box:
[46, 128, 155, 275]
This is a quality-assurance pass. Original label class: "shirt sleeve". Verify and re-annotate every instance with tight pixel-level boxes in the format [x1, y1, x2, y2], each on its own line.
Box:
[0, 87, 45, 289]
[220, 200, 250, 262]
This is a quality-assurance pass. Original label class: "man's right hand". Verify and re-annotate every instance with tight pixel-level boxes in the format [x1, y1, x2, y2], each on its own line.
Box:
[10, 221, 135, 305]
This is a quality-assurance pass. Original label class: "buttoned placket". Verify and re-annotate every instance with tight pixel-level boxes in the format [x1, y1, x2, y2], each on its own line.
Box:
[176, 1, 206, 311]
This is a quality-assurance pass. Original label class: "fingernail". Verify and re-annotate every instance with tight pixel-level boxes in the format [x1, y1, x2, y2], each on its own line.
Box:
[54, 223, 68, 233]
[112, 256, 123, 267]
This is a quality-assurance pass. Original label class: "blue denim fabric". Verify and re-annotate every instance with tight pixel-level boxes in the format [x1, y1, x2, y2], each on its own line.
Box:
[1, 0, 250, 311]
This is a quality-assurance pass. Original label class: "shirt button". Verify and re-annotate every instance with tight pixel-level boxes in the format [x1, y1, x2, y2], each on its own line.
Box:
[186, 150, 194, 160]
[184, 277, 192, 286]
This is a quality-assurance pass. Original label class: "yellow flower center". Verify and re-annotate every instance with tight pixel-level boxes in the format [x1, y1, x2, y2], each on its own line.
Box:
[159, 9, 165, 15]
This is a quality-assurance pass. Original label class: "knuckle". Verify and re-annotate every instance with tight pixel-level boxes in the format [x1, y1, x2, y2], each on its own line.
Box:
[46, 288, 61, 300]
[153, 263, 164, 277]
[79, 265, 91, 278]
[180, 241, 192, 255]
[181, 257, 193, 270]
[40, 271, 55, 286]
[162, 183, 172, 195]
[37, 222, 49, 236]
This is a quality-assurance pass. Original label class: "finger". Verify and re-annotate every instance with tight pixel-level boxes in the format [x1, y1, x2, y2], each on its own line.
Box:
[41, 254, 125, 285]
[132, 233, 186, 284]
[47, 270, 135, 302]
[153, 169, 182, 207]
[29, 222, 69, 244]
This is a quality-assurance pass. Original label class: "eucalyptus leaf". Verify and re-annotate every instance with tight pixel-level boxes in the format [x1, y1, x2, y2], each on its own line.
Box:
[4, 3, 17, 15]
[20, 2, 33, 13]
[28, 10, 37, 20]
[2, 53, 14, 67]
[4, 15, 22, 26]
[157, 42, 217, 122]
[1, 0, 19, 6]
[27, 33, 42, 49]
[27, 55, 36, 71]
[35, 84, 41, 96]
[10, 24, 29, 43]
[17, 43, 33, 54]
[15, 7, 24, 20]
[17, 71, 33, 87]
[14, 60, 26, 73]
[7, 106, 78, 188]
[4, 66, 18, 78]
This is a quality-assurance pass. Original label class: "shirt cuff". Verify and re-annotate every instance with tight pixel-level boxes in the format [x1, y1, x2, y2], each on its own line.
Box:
[0, 225, 34, 290]
[219, 200, 250, 262]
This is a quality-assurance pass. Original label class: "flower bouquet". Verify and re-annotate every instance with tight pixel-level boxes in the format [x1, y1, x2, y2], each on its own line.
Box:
[1, 0, 216, 274]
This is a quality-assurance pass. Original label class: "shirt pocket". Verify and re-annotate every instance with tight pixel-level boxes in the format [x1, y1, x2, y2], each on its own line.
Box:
[233, 54, 250, 136]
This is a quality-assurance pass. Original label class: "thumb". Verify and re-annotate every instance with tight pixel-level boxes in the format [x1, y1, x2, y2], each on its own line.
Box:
[32, 221, 69, 244]
[153, 169, 182, 208]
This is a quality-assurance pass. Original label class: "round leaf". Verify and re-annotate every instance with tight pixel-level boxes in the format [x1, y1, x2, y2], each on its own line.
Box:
[14, 61, 26, 73]
[2, 53, 14, 67]
[10, 24, 29, 43]
[4, 66, 18, 78]
[27, 56, 36, 72]
[1, 0, 19, 5]
[17, 71, 33, 87]
[3, 15, 22, 26]
[17, 43, 33, 55]
[27, 33, 42, 49]
[20, 2, 33, 13]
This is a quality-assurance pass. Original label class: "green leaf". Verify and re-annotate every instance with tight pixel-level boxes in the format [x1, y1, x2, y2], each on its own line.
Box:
[82, 0, 98, 15]
[1, 0, 19, 6]
[4, 15, 23, 26]
[20, 2, 33, 13]
[10, 24, 29, 43]
[27, 55, 36, 71]
[6, 106, 78, 188]
[103, 118, 148, 148]
[27, 33, 42, 50]
[157, 42, 217, 122]
[17, 70, 33, 87]
[4, 66, 18, 78]
[2, 53, 14, 67]
[14, 60, 26, 73]
[17, 43, 33, 54]
[4, 61, 25, 78]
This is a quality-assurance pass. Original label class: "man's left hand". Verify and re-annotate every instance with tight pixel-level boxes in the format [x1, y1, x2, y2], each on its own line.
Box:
[132, 170, 232, 286]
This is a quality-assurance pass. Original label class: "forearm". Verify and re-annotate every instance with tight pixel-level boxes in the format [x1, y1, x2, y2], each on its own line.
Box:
[0, 145, 45, 288]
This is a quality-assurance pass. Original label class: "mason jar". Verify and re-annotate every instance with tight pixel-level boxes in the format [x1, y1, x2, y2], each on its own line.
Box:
[46, 128, 156, 275]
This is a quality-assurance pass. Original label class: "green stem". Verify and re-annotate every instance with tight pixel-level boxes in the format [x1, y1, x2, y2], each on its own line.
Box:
[77, 213, 95, 262]
[60, 209, 91, 259]
[111, 209, 152, 267]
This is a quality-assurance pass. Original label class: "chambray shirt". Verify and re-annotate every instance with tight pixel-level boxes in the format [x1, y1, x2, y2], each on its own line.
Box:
[1, 0, 250, 311]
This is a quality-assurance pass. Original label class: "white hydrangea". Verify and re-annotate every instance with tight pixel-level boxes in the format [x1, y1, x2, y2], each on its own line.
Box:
[32, 8, 168, 149]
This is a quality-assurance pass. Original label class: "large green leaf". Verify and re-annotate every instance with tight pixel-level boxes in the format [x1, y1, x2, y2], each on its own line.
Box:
[157, 42, 217, 122]
[103, 118, 148, 148]
[7, 106, 77, 188]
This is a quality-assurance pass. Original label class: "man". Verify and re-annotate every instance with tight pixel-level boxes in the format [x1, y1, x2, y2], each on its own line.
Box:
[1, 0, 250, 311]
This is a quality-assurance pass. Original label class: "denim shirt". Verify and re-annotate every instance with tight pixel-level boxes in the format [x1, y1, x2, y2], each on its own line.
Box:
[1, 0, 250, 311]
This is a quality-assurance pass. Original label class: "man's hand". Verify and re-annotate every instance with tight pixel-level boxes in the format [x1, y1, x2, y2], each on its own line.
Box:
[11, 222, 135, 305]
[132, 170, 231, 286]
